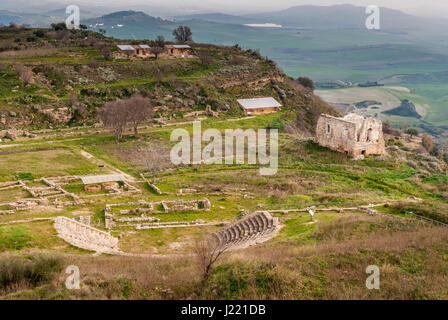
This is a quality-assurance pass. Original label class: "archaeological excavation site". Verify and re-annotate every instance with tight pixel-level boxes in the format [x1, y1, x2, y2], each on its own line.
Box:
[1, 20, 448, 303]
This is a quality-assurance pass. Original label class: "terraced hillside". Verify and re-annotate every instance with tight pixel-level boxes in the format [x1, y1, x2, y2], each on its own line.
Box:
[0, 26, 335, 136]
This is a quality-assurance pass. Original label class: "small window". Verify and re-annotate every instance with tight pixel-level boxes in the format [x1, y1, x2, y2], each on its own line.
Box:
[327, 124, 331, 133]
[367, 128, 373, 142]
[362, 150, 366, 155]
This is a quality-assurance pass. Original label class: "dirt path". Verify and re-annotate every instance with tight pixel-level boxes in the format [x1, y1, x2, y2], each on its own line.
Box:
[0, 138, 84, 149]
[78, 150, 136, 182]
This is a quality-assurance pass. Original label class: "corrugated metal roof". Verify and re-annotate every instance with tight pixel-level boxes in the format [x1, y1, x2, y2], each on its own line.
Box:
[79, 174, 125, 185]
[237, 97, 282, 110]
[117, 45, 135, 51]
[138, 44, 150, 49]
[173, 45, 191, 49]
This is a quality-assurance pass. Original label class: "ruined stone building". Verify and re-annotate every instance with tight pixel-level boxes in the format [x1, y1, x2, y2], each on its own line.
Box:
[315, 113, 385, 159]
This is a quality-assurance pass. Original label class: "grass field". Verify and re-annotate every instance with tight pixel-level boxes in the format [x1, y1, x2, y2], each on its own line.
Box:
[0, 148, 110, 182]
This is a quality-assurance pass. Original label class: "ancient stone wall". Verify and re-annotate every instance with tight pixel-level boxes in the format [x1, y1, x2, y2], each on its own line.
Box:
[316, 113, 385, 159]
[54, 216, 120, 254]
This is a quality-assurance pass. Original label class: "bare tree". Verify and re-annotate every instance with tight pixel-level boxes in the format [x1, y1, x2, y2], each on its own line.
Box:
[150, 46, 164, 59]
[101, 46, 112, 60]
[155, 68, 164, 86]
[195, 234, 227, 280]
[129, 142, 174, 184]
[172, 26, 193, 43]
[125, 94, 154, 138]
[99, 99, 127, 142]
[100, 95, 154, 142]
[155, 35, 165, 47]
[197, 52, 213, 68]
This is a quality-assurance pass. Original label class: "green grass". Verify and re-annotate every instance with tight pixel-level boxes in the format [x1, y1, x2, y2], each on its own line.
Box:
[0, 148, 102, 181]
[0, 225, 33, 251]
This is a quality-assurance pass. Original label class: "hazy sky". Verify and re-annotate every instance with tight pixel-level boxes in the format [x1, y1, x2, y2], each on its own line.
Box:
[2, 0, 448, 17]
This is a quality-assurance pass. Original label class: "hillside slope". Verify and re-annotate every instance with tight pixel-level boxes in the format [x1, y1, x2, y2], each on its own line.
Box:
[0, 26, 337, 135]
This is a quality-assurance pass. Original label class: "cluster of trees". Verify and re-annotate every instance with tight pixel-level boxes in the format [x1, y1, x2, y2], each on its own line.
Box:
[99, 94, 154, 142]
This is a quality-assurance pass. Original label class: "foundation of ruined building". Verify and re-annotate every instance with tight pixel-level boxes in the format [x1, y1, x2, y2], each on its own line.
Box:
[316, 113, 385, 159]
[85, 184, 102, 192]
[102, 182, 119, 191]
[104, 199, 212, 230]
[177, 188, 198, 195]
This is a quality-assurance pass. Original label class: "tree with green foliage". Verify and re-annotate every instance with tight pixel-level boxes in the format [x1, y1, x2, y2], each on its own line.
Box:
[406, 128, 419, 137]
[172, 26, 192, 43]
[51, 22, 67, 31]
[297, 77, 315, 91]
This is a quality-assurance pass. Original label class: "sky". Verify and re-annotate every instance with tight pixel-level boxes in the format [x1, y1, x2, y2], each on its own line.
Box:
[2, 0, 448, 17]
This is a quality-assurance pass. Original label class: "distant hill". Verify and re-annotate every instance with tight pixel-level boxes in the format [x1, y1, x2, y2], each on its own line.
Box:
[174, 4, 446, 31]
[0, 10, 57, 27]
[244, 5, 422, 30]
[173, 13, 251, 25]
[84, 11, 172, 27]
[82, 10, 260, 44]
[383, 99, 422, 118]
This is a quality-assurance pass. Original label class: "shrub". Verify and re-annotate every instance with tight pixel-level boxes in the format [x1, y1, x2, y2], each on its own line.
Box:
[297, 77, 315, 90]
[14, 172, 34, 180]
[406, 128, 419, 137]
[200, 262, 295, 299]
[13, 62, 33, 85]
[422, 134, 435, 152]
[0, 253, 64, 292]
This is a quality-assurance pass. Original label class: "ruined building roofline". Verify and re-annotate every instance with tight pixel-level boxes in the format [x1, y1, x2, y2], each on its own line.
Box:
[320, 113, 381, 125]
[319, 113, 357, 125]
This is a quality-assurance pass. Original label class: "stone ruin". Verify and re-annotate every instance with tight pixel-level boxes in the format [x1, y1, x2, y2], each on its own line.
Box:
[315, 113, 385, 160]
[104, 199, 211, 230]
[161, 199, 211, 212]
[81, 178, 140, 197]
[85, 184, 102, 192]
[0, 177, 82, 214]
[0, 129, 36, 141]
[213, 211, 281, 250]
[54, 216, 120, 254]
[0, 174, 141, 215]
[40, 107, 72, 123]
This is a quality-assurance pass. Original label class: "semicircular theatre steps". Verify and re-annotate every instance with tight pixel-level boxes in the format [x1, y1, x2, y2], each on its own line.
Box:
[214, 211, 281, 250]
